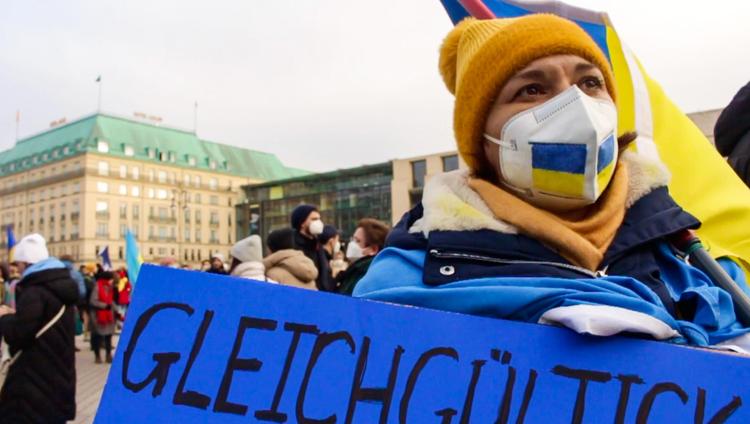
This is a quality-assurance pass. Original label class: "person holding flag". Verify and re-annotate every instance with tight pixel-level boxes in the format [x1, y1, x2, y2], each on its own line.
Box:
[354, 12, 750, 349]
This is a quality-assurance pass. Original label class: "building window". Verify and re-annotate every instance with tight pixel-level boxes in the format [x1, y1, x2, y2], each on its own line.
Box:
[187, 156, 196, 166]
[157, 189, 168, 199]
[131, 186, 140, 197]
[120, 203, 127, 219]
[195, 228, 202, 242]
[148, 169, 154, 182]
[72, 182, 80, 193]
[96, 222, 109, 238]
[119, 184, 127, 195]
[133, 205, 140, 219]
[97, 140, 109, 153]
[147, 188, 155, 198]
[118, 246, 124, 259]
[158, 171, 167, 183]
[209, 160, 217, 170]
[120, 164, 127, 178]
[97, 181, 109, 193]
[195, 210, 202, 223]
[120, 224, 127, 237]
[210, 230, 218, 244]
[411, 160, 427, 188]
[209, 178, 217, 190]
[132, 166, 140, 180]
[194, 193, 201, 204]
[98, 161, 109, 176]
[124, 145, 135, 156]
[210, 211, 219, 225]
[168, 152, 176, 163]
[184, 228, 190, 242]
[184, 209, 190, 224]
[442, 155, 459, 172]
[184, 174, 190, 186]
[147, 148, 155, 159]
[194, 176, 201, 189]
[209, 195, 218, 205]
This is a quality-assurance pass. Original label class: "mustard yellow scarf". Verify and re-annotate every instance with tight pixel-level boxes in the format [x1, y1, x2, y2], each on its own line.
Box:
[468, 162, 629, 271]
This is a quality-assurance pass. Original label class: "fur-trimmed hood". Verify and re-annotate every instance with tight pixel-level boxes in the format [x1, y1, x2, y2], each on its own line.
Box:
[411, 149, 671, 236]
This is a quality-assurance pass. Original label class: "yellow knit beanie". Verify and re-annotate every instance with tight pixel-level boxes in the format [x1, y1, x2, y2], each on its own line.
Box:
[439, 14, 616, 174]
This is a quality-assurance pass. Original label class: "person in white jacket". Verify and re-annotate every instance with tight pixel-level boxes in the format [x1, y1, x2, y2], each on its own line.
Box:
[229, 235, 277, 283]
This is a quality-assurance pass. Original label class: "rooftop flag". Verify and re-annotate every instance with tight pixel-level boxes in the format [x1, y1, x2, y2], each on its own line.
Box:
[439, 0, 750, 276]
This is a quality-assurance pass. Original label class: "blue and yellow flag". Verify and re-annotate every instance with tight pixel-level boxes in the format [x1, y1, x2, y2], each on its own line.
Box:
[5, 226, 16, 261]
[440, 0, 750, 276]
[125, 229, 143, 285]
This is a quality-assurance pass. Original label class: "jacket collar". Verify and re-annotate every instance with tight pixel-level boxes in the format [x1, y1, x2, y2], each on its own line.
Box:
[387, 149, 698, 262]
[411, 149, 671, 236]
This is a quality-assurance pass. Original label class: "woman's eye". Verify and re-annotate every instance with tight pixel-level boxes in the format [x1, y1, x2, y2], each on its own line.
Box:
[514, 84, 544, 99]
[579, 76, 604, 90]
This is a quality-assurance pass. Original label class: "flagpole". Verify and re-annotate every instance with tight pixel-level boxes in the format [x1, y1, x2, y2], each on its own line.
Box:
[96, 76, 102, 113]
[14, 110, 19, 142]
[193, 101, 198, 134]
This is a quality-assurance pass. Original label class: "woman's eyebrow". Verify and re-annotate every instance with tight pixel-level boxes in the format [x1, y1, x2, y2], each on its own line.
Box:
[574, 62, 598, 74]
[510, 69, 547, 81]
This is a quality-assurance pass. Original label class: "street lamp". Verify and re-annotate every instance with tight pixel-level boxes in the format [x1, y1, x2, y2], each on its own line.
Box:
[171, 188, 188, 263]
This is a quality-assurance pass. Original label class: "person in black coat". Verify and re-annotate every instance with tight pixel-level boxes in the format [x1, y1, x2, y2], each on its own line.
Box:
[0, 234, 79, 423]
[290, 204, 334, 291]
[715, 81, 750, 187]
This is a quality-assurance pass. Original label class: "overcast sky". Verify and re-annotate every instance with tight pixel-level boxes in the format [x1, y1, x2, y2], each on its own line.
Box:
[1, 1, 748, 172]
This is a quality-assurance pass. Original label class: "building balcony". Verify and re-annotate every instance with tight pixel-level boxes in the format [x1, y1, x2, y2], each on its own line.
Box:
[209, 220, 220, 228]
[70, 234, 79, 240]
[71, 212, 80, 221]
[148, 215, 176, 224]
[96, 211, 110, 219]
[148, 235, 177, 242]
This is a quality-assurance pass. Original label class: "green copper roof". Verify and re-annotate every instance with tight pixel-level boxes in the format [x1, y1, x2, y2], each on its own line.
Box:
[0, 113, 308, 180]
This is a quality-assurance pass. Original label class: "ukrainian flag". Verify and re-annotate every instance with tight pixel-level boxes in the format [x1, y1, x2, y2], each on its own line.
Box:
[5, 226, 15, 262]
[440, 0, 750, 276]
[530, 134, 615, 199]
[125, 229, 143, 286]
[531, 143, 587, 198]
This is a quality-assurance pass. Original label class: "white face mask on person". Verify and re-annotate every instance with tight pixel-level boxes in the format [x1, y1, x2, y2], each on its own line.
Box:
[308, 219, 325, 236]
[484, 85, 618, 211]
[346, 241, 364, 261]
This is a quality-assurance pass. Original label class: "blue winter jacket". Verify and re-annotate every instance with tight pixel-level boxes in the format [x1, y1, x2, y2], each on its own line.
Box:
[354, 186, 750, 346]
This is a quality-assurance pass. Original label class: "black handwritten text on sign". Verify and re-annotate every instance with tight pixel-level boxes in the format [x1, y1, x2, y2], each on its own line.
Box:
[95, 265, 747, 423]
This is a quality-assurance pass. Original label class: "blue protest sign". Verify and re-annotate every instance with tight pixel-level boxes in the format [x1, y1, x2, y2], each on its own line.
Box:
[96, 265, 750, 423]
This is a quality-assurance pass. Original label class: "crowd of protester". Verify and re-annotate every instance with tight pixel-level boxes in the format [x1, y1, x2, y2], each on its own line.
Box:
[205, 204, 390, 296]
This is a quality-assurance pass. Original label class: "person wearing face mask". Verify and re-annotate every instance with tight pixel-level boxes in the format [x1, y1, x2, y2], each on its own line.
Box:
[318, 224, 346, 278]
[290, 204, 334, 291]
[336, 218, 389, 296]
[353, 15, 750, 349]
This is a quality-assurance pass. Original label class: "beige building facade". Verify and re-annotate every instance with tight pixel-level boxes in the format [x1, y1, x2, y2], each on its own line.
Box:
[0, 113, 305, 267]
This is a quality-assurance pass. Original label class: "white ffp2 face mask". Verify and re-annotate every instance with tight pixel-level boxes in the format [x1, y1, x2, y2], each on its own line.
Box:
[346, 241, 364, 261]
[308, 219, 324, 236]
[484, 85, 618, 211]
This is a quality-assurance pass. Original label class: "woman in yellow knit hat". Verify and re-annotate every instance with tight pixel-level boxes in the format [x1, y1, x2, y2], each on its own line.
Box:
[353, 14, 750, 349]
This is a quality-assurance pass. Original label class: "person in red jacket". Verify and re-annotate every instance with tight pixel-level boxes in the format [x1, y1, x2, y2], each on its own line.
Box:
[89, 271, 115, 363]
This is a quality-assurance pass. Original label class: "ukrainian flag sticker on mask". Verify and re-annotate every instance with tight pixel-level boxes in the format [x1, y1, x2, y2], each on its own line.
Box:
[530, 142, 587, 198]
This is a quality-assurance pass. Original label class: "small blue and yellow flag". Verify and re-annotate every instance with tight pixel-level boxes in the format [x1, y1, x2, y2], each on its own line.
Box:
[5, 226, 16, 261]
[125, 229, 143, 285]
